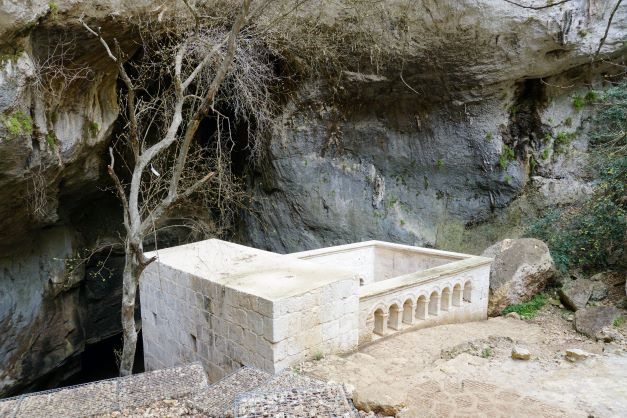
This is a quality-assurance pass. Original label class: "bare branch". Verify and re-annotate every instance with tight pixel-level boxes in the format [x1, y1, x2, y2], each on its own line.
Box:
[594, 0, 623, 60]
[79, 17, 118, 62]
[501, 0, 574, 10]
[168, 0, 252, 203]
[140, 171, 216, 234]
[107, 147, 131, 233]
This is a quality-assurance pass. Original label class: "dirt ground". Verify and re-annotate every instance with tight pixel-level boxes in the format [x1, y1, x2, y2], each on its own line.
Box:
[301, 304, 627, 418]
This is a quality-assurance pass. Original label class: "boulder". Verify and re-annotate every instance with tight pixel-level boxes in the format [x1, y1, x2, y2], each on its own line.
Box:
[559, 279, 594, 311]
[482, 239, 556, 316]
[574, 307, 622, 341]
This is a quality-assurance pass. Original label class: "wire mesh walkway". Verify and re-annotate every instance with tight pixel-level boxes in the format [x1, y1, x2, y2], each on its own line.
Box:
[0, 364, 357, 417]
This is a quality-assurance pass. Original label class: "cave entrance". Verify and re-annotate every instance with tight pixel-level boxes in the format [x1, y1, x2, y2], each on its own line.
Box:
[59, 332, 144, 388]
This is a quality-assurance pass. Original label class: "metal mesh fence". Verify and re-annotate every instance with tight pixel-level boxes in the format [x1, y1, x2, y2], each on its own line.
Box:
[0, 363, 208, 418]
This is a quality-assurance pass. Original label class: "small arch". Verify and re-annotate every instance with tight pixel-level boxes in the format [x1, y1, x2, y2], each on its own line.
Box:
[428, 291, 439, 316]
[452, 284, 462, 307]
[373, 308, 387, 336]
[402, 299, 414, 324]
[416, 295, 428, 320]
[441, 287, 451, 311]
[388, 303, 402, 331]
[463, 281, 472, 302]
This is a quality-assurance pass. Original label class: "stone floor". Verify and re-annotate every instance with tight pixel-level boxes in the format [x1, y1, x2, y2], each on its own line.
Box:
[302, 309, 627, 418]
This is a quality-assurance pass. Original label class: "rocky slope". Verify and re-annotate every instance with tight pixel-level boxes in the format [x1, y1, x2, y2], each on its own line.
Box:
[0, 0, 625, 397]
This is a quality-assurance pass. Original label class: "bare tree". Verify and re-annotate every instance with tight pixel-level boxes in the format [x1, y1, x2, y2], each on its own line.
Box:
[80, 0, 260, 376]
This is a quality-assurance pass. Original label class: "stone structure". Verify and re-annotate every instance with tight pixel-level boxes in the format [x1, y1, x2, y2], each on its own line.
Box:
[140, 239, 491, 381]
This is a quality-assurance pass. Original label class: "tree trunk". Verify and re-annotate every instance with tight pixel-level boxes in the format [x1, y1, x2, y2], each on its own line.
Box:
[119, 240, 141, 376]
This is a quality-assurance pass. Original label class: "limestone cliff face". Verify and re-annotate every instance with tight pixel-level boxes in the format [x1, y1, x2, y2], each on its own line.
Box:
[0, 1, 144, 396]
[0, 0, 625, 397]
[240, 0, 627, 253]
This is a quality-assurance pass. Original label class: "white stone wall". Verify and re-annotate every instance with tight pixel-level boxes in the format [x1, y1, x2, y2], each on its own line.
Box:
[141, 261, 359, 382]
[358, 263, 491, 344]
[373, 246, 462, 281]
[141, 262, 274, 381]
[269, 277, 359, 371]
[291, 245, 376, 285]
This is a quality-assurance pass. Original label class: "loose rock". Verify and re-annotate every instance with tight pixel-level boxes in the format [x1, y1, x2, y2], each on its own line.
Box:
[590, 281, 609, 301]
[511, 346, 531, 360]
[505, 312, 521, 320]
[559, 279, 594, 311]
[565, 348, 593, 362]
[574, 306, 621, 341]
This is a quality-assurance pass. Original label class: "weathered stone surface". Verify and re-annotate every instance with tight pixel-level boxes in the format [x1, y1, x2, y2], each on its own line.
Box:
[565, 349, 593, 362]
[481, 238, 556, 316]
[240, 2, 627, 254]
[574, 307, 621, 341]
[559, 279, 594, 311]
[590, 281, 609, 302]
[511, 346, 531, 360]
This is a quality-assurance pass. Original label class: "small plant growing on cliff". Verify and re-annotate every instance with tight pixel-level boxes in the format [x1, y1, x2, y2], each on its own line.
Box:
[563, 116, 572, 127]
[498, 144, 515, 170]
[46, 131, 57, 149]
[554, 131, 576, 154]
[614, 316, 625, 328]
[2, 111, 33, 136]
[88, 121, 100, 138]
[485, 132, 493, 142]
[435, 159, 444, 170]
[584, 91, 598, 105]
[48, 2, 58, 18]
[572, 95, 585, 111]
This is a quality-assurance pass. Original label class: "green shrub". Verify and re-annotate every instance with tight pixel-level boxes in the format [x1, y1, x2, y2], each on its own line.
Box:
[614, 316, 625, 328]
[502, 294, 548, 319]
[554, 131, 576, 154]
[527, 82, 627, 272]
[572, 95, 585, 111]
[498, 144, 516, 170]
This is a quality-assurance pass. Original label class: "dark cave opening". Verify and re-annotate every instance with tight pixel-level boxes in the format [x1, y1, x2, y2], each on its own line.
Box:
[502, 78, 550, 156]
[59, 332, 145, 388]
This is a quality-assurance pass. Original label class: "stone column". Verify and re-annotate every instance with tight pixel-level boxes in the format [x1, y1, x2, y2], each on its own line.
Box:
[388, 307, 402, 331]
[403, 302, 416, 325]
[374, 313, 388, 336]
